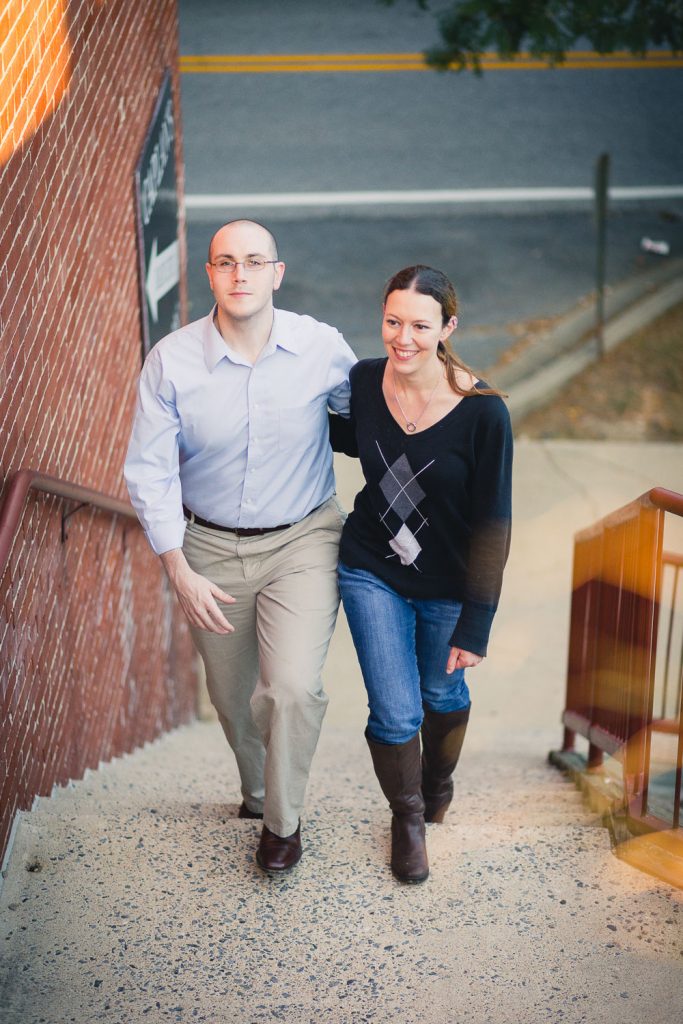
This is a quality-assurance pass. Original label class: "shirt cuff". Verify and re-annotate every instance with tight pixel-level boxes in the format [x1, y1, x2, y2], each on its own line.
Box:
[328, 381, 351, 417]
[145, 519, 187, 556]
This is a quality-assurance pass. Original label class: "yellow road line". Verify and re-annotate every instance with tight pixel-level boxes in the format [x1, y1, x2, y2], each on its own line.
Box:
[181, 61, 427, 73]
[179, 50, 683, 73]
[182, 52, 425, 62]
[181, 50, 679, 62]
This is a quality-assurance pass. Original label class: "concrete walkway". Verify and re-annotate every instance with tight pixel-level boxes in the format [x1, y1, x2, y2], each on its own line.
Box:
[1, 442, 682, 1024]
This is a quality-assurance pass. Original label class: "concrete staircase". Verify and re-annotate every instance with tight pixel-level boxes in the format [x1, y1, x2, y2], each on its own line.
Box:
[1, 711, 681, 1023]
[2, 442, 682, 1023]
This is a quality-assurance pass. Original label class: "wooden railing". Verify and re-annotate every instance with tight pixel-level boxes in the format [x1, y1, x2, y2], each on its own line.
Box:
[560, 487, 683, 833]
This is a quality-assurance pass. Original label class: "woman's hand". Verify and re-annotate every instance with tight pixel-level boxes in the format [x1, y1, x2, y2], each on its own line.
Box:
[446, 647, 483, 674]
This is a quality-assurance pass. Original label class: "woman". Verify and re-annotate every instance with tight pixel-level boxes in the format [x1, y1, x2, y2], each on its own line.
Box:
[335, 265, 512, 884]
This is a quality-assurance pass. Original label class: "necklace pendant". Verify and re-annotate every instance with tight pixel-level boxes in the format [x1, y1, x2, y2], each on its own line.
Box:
[391, 364, 443, 436]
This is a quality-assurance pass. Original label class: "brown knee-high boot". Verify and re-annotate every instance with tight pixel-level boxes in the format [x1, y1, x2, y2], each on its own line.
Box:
[421, 705, 470, 823]
[365, 730, 429, 883]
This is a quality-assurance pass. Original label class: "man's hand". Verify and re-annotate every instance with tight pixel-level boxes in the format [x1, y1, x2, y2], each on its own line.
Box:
[160, 549, 236, 634]
[446, 647, 483, 674]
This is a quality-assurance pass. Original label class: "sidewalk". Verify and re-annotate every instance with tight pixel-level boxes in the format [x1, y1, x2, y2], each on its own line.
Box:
[1, 442, 682, 1024]
[489, 257, 683, 422]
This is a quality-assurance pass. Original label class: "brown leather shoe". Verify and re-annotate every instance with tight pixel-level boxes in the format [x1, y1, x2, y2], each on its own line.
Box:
[238, 801, 264, 820]
[256, 823, 302, 873]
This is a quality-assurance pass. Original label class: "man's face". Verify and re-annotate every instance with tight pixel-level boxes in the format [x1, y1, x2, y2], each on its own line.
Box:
[206, 222, 285, 322]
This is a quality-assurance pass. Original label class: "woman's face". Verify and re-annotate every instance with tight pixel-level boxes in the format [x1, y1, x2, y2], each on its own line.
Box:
[382, 287, 456, 377]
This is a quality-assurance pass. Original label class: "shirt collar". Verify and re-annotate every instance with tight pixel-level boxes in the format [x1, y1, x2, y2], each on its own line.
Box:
[203, 308, 232, 371]
[269, 308, 302, 355]
[202, 306, 301, 372]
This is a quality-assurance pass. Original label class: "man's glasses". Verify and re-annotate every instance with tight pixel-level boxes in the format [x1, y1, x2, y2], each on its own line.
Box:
[209, 257, 279, 273]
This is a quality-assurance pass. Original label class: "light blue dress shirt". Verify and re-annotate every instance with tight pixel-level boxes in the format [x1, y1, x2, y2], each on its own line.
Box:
[124, 307, 357, 555]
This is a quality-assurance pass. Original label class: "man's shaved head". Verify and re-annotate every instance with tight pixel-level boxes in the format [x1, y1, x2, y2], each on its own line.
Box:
[207, 219, 279, 263]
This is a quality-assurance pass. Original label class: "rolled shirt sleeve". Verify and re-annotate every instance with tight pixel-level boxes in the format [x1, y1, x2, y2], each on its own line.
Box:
[326, 330, 355, 417]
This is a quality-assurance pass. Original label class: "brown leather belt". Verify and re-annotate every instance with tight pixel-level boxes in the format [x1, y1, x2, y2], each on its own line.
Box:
[183, 505, 294, 537]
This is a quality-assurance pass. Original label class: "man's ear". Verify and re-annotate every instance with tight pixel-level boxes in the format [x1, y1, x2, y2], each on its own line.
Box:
[272, 261, 286, 291]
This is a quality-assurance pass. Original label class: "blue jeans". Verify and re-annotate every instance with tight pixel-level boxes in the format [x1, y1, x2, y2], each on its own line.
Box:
[338, 563, 471, 745]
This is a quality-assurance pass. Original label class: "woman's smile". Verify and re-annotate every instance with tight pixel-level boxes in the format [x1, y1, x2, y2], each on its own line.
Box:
[391, 346, 419, 361]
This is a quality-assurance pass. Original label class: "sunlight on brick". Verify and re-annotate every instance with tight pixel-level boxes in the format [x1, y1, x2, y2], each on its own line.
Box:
[0, 0, 72, 165]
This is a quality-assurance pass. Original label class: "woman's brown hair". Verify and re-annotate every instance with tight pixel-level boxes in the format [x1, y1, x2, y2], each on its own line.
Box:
[383, 265, 506, 398]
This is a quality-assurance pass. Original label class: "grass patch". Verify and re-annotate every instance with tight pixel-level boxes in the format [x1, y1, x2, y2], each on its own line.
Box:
[516, 301, 683, 441]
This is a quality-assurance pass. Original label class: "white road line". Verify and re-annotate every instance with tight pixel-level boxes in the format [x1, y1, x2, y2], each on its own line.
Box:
[185, 186, 683, 209]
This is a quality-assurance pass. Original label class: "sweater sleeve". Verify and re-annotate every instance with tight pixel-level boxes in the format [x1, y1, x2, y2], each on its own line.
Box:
[449, 399, 513, 657]
[328, 411, 358, 457]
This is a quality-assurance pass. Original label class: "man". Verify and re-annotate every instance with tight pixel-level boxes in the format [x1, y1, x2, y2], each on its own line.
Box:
[125, 219, 356, 872]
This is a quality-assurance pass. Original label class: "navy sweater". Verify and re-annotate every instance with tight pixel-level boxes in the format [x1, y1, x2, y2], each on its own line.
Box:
[334, 358, 513, 657]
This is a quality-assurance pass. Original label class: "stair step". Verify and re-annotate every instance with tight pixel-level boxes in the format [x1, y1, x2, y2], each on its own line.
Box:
[30, 722, 596, 834]
[2, 725, 679, 1024]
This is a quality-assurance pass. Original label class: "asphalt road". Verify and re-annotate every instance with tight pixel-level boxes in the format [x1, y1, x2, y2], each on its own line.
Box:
[178, 0, 683, 361]
[178, 0, 683, 192]
[186, 205, 683, 364]
[178, 0, 447, 56]
[179, 61, 683, 193]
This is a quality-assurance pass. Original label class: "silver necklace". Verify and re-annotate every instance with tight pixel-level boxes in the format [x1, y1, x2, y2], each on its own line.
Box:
[391, 366, 443, 433]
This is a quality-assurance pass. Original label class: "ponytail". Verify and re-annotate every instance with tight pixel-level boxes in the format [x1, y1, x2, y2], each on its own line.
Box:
[437, 339, 507, 399]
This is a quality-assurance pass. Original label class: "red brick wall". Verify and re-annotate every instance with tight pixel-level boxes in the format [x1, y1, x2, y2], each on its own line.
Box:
[0, 0, 197, 863]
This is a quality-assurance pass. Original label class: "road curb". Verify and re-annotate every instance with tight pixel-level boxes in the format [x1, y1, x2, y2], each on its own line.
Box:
[489, 257, 683, 422]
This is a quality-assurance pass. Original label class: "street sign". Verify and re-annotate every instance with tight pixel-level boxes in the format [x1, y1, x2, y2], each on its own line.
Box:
[135, 70, 181, 358]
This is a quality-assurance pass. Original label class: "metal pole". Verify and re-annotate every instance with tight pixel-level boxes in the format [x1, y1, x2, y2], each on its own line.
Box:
[594, 152, 610, 359]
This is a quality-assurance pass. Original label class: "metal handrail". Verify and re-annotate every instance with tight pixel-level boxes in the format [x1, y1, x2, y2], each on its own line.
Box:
[0, 469, 139, 577]
[649, 487, 683, 516]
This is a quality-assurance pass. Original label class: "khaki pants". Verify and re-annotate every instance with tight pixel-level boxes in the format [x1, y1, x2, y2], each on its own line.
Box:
[182, 497, 345, 837]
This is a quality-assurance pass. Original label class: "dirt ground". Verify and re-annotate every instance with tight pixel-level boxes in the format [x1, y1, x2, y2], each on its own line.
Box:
[515, 301, 683, 441]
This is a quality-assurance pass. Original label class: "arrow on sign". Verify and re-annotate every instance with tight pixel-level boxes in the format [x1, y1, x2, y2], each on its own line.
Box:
[146, 238, 180, 323]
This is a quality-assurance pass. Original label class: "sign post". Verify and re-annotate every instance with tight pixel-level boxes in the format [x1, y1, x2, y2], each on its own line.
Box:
[135, 70, 181, 358]
[594, 152, 609, 360]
